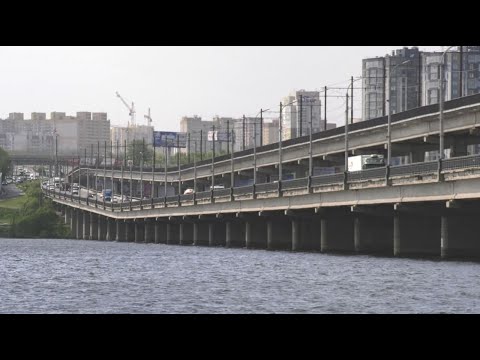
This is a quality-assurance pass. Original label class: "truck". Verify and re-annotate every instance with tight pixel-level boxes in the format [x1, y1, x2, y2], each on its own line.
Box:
[103, 189, 112, 202]
[348, 154, 385, 172]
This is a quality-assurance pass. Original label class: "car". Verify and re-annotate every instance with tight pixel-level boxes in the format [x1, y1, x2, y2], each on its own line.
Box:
[211, 185, 225, 190]
[1, 181, 7, 186]
[183, 188, 194, 195]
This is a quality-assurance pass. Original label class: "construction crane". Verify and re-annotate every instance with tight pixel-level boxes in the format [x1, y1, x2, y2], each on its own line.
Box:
[144, 108, 152, 126]
[116, 91, 136, 128]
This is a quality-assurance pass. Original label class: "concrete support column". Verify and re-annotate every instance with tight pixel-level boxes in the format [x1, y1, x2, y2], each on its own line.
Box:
[89, 213, 98, 240]
[354, 215, 393, 255]
[70, 209, 77, 239]
[393, 212, 440, 257]
[135, 221, 145, 243]
[193, 222, 209, 246]
[115, 220, 123, 242]
[97, 216, 106, 241]
[64, 207, 71, 225]
[166, 223, 179, 245]
[144, 220, 154, 243]
[154, 221, 166, 244]
[82, 211, 90, 240]
[208, 223, 226, 247]
[179, 222, 193, 245]
[291, 219, 300, 251]
[245, 218, 267, 249]
[441, 213, 480, 260]
[226, 221, 245, 248]
[266, 218, 291, 251]
[124, 221, 135, 242]
[320, 208, 354, 253]
[76, 210, 83, 240]
[105, 218, 116, 241]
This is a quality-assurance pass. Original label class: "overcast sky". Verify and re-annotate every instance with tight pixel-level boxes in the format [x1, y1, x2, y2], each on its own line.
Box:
[0, 46, 441, 129]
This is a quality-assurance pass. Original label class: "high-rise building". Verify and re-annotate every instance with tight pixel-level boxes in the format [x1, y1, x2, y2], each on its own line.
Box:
[362, 46, 480, 121]
[282, 90, 322, 140]
[263, 119, 279, 145]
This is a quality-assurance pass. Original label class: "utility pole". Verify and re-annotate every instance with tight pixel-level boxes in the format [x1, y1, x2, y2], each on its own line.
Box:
[242, 115, 246, 151]
[278, 102, 283, 183]
[299, 95, 303, 137]
[211, 125, 215, 191]
[345, 93, 349, 172]
[324, 86, 327, 131]
[200, 130, 203, 161]
[351, 76, 354, 124]
[227, 120, 230, 155]
[260, 109, 264, 147]
[187, 133, 191, 164]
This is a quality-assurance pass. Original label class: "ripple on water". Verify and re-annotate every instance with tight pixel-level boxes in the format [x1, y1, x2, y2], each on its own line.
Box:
[1, 238, 480, 313]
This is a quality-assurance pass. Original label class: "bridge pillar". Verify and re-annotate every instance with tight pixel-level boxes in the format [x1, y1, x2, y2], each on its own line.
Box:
[98, 216, 107, 241]
[245, 217, 267, 249]
[154, 221, 166, 244]
[193, 221, 209, 246]
[124, 220, 135, 242]
[89, 213, 98, 240]
[353, 214, 393, 255]
[75, 210, 83, 240]
[64, 207, 71, 225]
[179, 222, 194, 245]
[106, 218, 116, 241]
[135, 220, 145, 243]
[166, 223, 180, 245]
[115, 220, 124, 242]
[69, 209, 77, 239]
[209, 222, 226, 247]
[320, 207, 354, 253]
[226, 220, 245, 248]
[266, 217, 291, 250]
[393, 209, 440, 257]
[82, 211, 90, 240]
[441, 213, 480, 260]
[144, 219, 155, 243]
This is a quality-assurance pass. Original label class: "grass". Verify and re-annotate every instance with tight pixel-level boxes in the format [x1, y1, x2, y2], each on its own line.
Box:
[0, 194, 27, 210]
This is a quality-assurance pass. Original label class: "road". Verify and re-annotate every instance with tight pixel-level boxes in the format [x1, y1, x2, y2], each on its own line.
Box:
[0, 184, 23, 200]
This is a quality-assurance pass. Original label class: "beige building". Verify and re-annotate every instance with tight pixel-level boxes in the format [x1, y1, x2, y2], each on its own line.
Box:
[0, 111, 110, 156]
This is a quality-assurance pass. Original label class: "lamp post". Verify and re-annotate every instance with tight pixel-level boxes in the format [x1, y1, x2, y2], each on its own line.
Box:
[439, 46, 456, 160]
[387, 59, 411, 166]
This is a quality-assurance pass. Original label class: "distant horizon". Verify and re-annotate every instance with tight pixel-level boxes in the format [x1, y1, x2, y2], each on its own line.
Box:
[0, 46, 443, 130]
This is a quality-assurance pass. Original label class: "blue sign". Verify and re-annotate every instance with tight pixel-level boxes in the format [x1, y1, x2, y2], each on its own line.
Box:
[153, 131, 187, 148]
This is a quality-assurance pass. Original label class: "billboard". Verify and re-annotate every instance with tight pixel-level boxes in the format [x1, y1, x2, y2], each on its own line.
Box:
[153, 131, 187, 148]
[208, 131, 231, 142]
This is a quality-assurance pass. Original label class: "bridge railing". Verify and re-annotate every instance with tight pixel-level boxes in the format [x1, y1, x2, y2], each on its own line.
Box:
[44, 152, 480, 211]
[390, 161, 438, 177]
[348, 167, 387, 182]
[442, 154, 480, 171]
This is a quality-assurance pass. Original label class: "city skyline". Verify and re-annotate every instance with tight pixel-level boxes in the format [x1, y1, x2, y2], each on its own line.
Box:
[0, 46, 441, 130]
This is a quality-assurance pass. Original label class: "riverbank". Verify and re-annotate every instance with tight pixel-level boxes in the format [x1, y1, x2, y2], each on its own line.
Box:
[0, 181, 70, 238]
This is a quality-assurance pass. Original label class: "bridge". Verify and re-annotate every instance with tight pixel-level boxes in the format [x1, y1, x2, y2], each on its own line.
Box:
[43, 93, 480, 261]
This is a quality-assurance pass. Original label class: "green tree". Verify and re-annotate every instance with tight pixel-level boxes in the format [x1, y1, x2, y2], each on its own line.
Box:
[127, 140, 154, 167]
[0, 147, 11, 180]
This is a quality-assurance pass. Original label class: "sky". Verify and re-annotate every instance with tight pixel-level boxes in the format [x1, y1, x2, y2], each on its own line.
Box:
[0, 46, 442, 130]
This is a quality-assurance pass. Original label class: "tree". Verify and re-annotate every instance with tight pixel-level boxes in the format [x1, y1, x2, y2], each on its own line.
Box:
[0, 147, 11, 180]
[127, 140, 153, 166]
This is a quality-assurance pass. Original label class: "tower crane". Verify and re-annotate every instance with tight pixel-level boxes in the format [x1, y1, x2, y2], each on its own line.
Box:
[144, 108, 152, 126]
[116, 91, 136, 128]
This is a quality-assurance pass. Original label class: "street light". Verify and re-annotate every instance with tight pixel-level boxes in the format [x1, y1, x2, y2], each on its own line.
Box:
[387, 59, 411, 166]
[439, 46, 456, 160]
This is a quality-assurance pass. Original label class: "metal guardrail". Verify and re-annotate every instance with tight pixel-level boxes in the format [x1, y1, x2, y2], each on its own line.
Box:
[390, 161, 438, 177]
[195, 191, 211, 200]
[180, 194, 194, 202]
[311, 173, 344, 186]
[282, 177, 309, 190]
[443, 155, 480, 171]
[214, 188, 231, 197]
[348, 167, 387, 182]
[255, 182, 278, 193]
[233, 186, 254, 196]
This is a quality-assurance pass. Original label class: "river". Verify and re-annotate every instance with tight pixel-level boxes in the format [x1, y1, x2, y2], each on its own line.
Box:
[1, 238, 479, 313]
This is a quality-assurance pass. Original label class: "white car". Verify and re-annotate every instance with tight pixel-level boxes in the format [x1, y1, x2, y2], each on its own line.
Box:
[183, 188, 194, 195]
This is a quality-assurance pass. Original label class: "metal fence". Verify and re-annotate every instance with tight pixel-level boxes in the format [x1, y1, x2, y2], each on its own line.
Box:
[390, 161, 438, 177]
